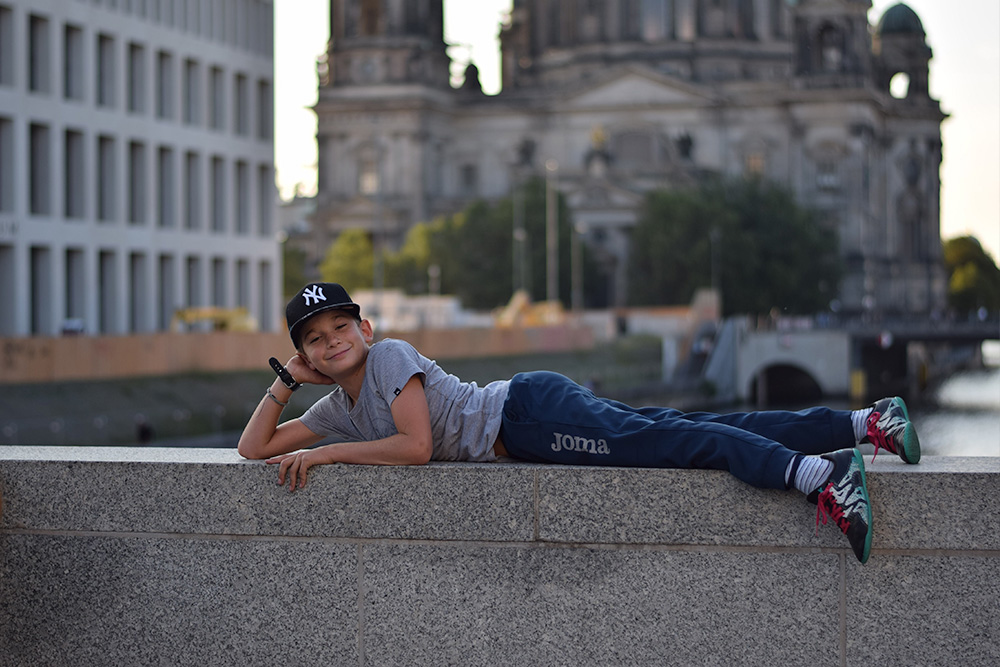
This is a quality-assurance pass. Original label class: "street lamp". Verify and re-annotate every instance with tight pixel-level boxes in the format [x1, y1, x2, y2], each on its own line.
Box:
[572, 221, 586, 312]
[545, 159, 558, 303]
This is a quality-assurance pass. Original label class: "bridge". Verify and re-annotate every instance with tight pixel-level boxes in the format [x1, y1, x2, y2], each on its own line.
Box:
[704, 316, 1000, 406]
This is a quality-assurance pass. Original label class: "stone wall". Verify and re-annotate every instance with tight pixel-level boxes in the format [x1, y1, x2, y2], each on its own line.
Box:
[1, 447, 997, 666]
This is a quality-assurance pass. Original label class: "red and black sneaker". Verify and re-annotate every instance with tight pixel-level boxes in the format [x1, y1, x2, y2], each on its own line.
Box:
[811, 448, 873, 564]
[865, 396, 921, 464]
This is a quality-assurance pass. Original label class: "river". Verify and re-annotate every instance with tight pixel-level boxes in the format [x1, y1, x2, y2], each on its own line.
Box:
[909, 340, 1000, 457]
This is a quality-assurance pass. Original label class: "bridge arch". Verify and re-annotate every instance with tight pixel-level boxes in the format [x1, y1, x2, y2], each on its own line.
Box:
[747, 362, 824, 406]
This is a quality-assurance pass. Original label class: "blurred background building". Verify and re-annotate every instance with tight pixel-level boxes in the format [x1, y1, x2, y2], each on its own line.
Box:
[0, 0, 280, 338]
[307, 0, 946, 315]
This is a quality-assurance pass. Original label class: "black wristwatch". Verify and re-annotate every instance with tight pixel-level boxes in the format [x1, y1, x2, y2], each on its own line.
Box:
[268, 357, 301, 391]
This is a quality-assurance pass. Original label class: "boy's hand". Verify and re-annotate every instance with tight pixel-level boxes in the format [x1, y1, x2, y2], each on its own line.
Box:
[285, 354, 336, 386]
[267, 448, 329, 491]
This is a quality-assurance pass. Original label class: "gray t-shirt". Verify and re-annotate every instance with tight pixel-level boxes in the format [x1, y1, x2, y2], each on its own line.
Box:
[298, 338, 510, 462]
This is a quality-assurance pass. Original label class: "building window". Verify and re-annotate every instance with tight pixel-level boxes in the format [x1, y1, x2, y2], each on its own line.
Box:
[184, 151, 201, 229]
[186, 256, 203, 308]
[157, 254, 176, 331]
[157, 146, 175, 227]
[745, 152, 766, 176]
[98, 250, 117, 334]
[889, 72, 910, 99]
[819, 25, 844, 73]
[236, 259, 250, 308]
[128, 141, 147, 224]
[460, 163, 478, 196]
[129, 252, 148, 333]
[360, 0, 381, 36]
[359, 157, 379, 195]
[65, 248, 86, 324]
[64, 129, 86, 219]
[211, 156, 226, 232]
[0, 6, 13, 87]
[183, 59, 200, 125]
[30, 246, 53, 334]
[257, 163, 272, 236]
[97, 34, 116, 108]
[97, 135, 116, 222]
[234, 73, 249, 135]
[209, 66, 225, 130]
[256, 79, 272, 140]
[63, 25, 85, 100]
[0, 116, 12, 212]
[641, 0, 672, 42]
[29, 123, 51, 215]
[29, 14, 51, 93]
[211, 257, 226, 306]
[235, 160, 249, 234]
[258, 260, 272, 331]
[817, 160, 840, 191]
[156, 51, 174, 119]
[127, 42, 146, 113]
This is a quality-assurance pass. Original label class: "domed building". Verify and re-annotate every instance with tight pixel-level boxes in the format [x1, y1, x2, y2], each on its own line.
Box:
[308, 0, 946, 316]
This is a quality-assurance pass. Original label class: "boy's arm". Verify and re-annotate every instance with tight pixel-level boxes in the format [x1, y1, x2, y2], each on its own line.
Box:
[236, 376, 325, 460]
[237, 354, 331, 460]
[266, 375, 434, 491]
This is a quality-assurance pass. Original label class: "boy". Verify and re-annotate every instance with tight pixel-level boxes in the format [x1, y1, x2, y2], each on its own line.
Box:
[239, 283, 921, 564]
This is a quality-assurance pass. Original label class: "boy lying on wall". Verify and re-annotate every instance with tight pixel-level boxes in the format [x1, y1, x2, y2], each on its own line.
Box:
[239, 283, 921, 564]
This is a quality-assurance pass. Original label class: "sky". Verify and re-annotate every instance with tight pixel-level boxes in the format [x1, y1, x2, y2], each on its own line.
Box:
[273, 1, 1000, 261]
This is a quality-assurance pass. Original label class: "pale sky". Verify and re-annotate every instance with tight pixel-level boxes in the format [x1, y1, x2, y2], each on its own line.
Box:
[274, 0, 1000, 260]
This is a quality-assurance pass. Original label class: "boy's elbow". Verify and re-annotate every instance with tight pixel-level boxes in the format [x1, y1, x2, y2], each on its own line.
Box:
[237, 439, 266, 460]
[410, 436, 433, 465]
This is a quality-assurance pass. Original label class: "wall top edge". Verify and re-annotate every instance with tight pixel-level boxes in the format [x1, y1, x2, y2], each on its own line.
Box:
[0, 446, 996, 474]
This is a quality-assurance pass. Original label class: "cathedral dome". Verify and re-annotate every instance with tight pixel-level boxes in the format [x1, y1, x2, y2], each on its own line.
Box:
[877, 3, 926, 37]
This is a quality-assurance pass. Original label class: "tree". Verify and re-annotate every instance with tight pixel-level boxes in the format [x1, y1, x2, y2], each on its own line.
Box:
[943, 236, 1000, 314]
[629, 177, 840, 316]
[379, 177, 605, 311]
[384, 217, 437, 294]
[318, 228, 375, 293]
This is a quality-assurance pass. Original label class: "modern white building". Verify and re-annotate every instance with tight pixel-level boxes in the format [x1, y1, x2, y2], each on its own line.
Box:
[0, 0, 279, 337]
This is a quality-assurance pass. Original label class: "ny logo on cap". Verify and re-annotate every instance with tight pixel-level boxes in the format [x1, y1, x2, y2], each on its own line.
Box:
[302, 285, 326, 307]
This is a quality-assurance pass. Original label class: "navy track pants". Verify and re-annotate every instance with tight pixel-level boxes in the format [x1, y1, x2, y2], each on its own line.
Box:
[499, 371, 857, 489]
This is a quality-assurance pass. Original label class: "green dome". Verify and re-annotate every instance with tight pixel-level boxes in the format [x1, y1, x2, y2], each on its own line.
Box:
[878, 3, 926, 37]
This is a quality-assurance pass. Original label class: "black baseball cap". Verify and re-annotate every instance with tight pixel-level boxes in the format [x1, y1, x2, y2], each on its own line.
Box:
[285, 282, 361, 348]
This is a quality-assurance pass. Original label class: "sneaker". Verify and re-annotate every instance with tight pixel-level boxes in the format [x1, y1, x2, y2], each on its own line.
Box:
[865, 396, 921, 464]
[811, 448, 873, 564]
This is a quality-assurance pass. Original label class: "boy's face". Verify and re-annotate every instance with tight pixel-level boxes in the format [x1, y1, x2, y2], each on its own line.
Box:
[297, 310, 373, 378]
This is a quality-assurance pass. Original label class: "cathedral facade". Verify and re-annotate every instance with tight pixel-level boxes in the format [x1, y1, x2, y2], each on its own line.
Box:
[309, 0, 946, 315]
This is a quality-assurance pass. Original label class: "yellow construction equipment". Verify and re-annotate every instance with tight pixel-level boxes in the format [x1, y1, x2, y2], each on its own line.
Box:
[170, 307, 258, 332]
[494, 290, 566, 327]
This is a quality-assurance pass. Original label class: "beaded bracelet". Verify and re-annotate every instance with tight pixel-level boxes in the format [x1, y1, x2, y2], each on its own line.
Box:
[265, 386, 288, 407]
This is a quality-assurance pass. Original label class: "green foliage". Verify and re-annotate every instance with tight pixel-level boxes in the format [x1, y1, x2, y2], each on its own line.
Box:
[319, 228, 375, 293]
[628, 177, 840, 316]
[943, 236, 1000, 313]
[347, 177, 608, 311]
[384, 218, 437, 294]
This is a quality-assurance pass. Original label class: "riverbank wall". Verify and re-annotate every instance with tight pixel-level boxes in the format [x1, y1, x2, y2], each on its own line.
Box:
[1, 448, 997, 666]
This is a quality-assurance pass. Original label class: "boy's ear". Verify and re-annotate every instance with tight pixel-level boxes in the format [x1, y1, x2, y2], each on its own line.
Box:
[296, 350, 316, 371]
[360, 318, 374, 342]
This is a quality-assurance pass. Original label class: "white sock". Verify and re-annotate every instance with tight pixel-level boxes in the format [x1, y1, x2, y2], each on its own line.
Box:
[851, 408, 873, 444]
[785, 455, 834, 495]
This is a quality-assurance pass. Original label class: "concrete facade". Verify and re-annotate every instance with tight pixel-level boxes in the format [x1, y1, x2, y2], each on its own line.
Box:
[0, 0, 280, 338]
[308, 0, 947, 315]
[1, 447, 997, 665]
